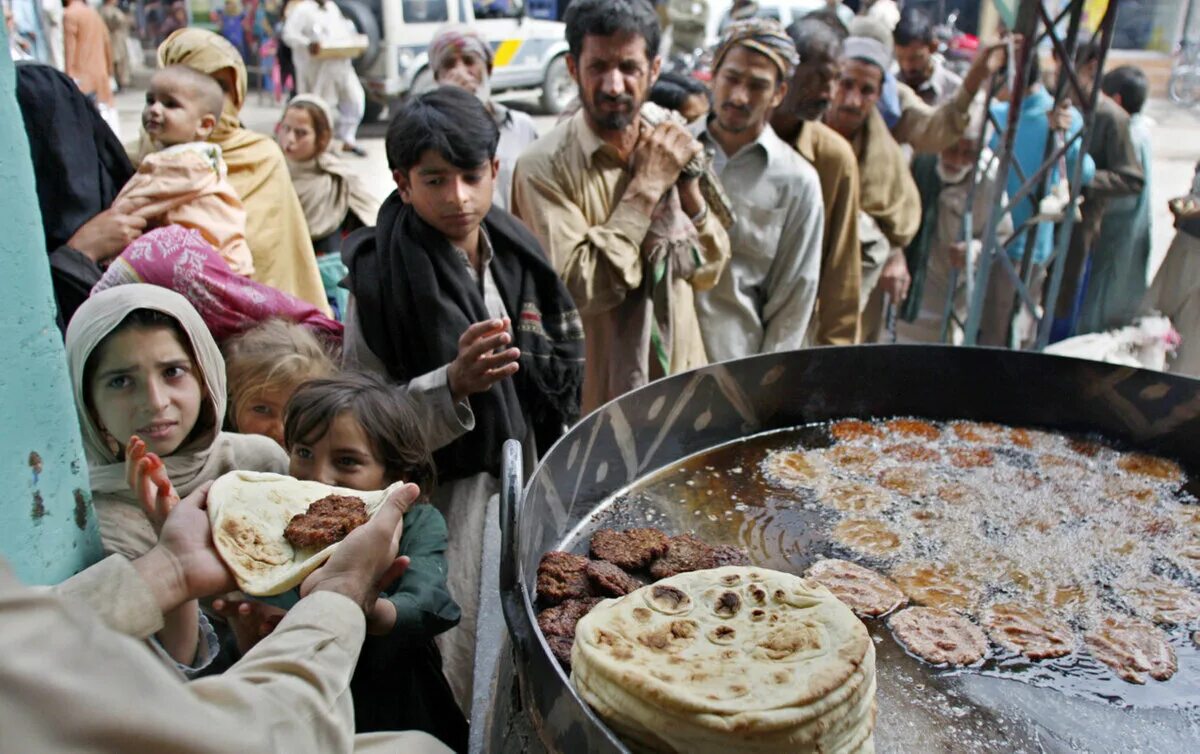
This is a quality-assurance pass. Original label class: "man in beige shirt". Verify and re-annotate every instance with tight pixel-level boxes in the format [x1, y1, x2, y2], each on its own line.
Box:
[772, 18, 862, 346]
[0, 484, 450, 754]
[513, 0, 730, 414]
[825, 32, 921, 340]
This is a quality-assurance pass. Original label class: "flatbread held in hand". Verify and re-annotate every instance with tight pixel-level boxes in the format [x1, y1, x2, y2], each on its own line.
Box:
[208, 470, 410, 596]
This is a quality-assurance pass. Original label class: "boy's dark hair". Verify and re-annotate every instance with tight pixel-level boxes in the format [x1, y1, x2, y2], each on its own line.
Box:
[1102, 65, 1148, 115]
[564, 0, 660, 62]
[649, 71, 712, 113]
[893, 8, 934, 47]
[385, 86, 499, 173]
[788, 17, 844, 62]
[283, 371, 437, 494]
[1073, 38, 1103, 67]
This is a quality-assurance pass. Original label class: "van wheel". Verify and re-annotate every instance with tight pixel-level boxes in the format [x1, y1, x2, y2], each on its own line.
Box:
[540, 55, 575, 115]
[363, 98, 385, 123]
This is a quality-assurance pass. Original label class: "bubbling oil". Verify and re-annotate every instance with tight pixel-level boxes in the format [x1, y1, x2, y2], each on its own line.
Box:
[600, 419, 1200, 732]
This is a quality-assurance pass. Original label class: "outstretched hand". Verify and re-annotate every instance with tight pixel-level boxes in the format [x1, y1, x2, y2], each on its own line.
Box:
[447, 318, 520, 403]
[126, 436, 180, 534]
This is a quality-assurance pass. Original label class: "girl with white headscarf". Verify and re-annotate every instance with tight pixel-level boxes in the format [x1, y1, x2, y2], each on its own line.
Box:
[66, 284, 289, 560]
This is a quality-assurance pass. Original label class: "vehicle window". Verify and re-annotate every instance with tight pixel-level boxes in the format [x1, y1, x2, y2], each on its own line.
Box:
[475, 0, 524, 18]
[403, 0, 449, 22]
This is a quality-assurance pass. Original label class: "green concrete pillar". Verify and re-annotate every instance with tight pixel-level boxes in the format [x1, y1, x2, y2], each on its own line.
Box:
[0, 31, 103, 583]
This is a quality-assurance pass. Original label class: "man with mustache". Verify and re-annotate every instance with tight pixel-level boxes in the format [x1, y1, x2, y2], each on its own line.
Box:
[770, 19, 863, 346]
[893, 7, 961, 107]
[824, 27, 921, 341]
[513, 0, 730, 413]
[693, 19, 823, 361]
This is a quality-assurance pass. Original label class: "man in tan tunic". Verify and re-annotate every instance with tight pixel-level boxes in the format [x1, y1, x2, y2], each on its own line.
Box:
[513, 0, 730, 413]
[825, 31, 921, 341]
[772, 18, 862, 345]
[64, 0, 113, 108]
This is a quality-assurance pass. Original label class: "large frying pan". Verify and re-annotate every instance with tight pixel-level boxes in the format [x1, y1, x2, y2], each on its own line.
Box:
[497, 346, 1200, 752]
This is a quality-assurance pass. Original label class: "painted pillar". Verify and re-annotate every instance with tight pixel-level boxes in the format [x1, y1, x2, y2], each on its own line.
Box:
[0, 30, 104, 583]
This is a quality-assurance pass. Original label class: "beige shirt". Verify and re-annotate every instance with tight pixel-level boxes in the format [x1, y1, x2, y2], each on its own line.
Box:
[792, 120, 863, 346]
[64, 1, 113, 105]
[1, 555, 451, 753]
[512, 109, 731, 413]
[696, 124, 824, 361]
[893, 80, 973, 155]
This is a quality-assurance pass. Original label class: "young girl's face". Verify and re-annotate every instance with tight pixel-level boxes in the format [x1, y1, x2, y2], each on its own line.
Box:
[234, 385, 293, 447]
[89, 326, 204, 457]
[278, 107, 320, 162]
[289, 411, 388, 490]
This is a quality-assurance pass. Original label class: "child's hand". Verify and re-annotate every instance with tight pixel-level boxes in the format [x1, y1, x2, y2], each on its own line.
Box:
[366, 597, 398, 635]
[447, 318, 521, 403]
[126, 436, 180, 534]
[211, 598, 288, 655]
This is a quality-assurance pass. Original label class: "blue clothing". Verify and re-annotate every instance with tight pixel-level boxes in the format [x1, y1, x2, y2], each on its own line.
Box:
[990, 87, 1095, 266]
[216, 12, 247, 58]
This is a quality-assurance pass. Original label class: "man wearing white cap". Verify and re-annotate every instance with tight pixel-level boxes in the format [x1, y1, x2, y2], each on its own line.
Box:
[824, 29, 920, 341]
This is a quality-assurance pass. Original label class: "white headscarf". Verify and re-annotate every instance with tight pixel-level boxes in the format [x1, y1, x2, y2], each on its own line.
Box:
[66, 285, 287, 558]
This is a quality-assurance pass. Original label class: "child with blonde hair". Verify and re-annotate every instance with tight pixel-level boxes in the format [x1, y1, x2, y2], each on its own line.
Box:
[223, 318, 337, 446]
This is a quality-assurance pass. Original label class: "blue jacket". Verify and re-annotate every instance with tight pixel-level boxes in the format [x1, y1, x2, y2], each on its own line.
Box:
[990, 87, 1095, 265]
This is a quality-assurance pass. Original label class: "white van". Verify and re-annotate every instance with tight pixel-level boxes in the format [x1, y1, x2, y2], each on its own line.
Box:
[336, 0, 574, 120]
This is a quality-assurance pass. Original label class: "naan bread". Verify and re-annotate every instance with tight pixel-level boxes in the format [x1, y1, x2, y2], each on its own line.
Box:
[570, 566, 876, 753]
[208, 470, 408, 596]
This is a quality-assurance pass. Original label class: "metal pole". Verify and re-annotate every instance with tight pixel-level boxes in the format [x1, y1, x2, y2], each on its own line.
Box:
[1034, 1, 1121, 349]
[962, 0, 1043, 345]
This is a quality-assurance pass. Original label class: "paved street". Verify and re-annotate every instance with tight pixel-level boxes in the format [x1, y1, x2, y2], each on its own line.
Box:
[113, 75, 1200, 280]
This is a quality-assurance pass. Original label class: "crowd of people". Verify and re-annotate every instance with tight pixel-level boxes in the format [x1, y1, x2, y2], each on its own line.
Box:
[4, 0, 1200, 751]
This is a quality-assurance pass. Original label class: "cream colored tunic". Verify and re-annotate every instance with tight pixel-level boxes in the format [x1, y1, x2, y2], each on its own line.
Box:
[512, 109, 730, 413]
[1, 555, 450, 753]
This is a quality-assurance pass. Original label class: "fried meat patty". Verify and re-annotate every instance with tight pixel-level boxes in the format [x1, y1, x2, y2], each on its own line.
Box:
[283, 494, 369, 550]
[649, 534, 717, 579]
[536, 551, 594, 605]
[590, 527, 670, 570]
[586, 560, 642, 597]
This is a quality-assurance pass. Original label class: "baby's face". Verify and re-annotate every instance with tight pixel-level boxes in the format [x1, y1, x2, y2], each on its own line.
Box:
[143, 75, 210, 146]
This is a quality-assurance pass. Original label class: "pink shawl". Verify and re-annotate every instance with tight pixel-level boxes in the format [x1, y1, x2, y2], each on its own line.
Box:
[93, 225, 342, 342]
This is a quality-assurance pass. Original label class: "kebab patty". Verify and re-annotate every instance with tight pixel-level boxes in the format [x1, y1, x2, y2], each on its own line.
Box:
[283, 494, 370, 550]
[590, 527, 670, 570]
[537, 551, 595, 605]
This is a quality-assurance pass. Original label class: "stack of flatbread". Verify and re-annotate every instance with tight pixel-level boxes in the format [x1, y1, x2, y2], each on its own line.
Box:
[207, 470, 408, 597]
[571, 566, 876, 753]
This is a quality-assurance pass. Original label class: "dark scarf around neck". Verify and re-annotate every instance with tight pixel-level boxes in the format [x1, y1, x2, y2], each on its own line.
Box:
[346, 193, 584, 480]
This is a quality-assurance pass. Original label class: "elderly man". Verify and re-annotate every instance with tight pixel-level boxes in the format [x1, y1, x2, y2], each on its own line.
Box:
[694, 19, 823, 361]
[513, 0, 730, 413]
[771, 18, 862, 346]
[0, 484, 451, 754]
[896, 113, 1012, 344]
[824, 29, 920, 341]
[429, 27, 538, 212]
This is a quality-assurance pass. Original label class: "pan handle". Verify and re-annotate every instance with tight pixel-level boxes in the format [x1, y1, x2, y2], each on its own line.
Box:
[499, 439, 530, 655]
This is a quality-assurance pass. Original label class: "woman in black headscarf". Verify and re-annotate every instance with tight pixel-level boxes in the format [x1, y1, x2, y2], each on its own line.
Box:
[15, 62, 140, 328]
